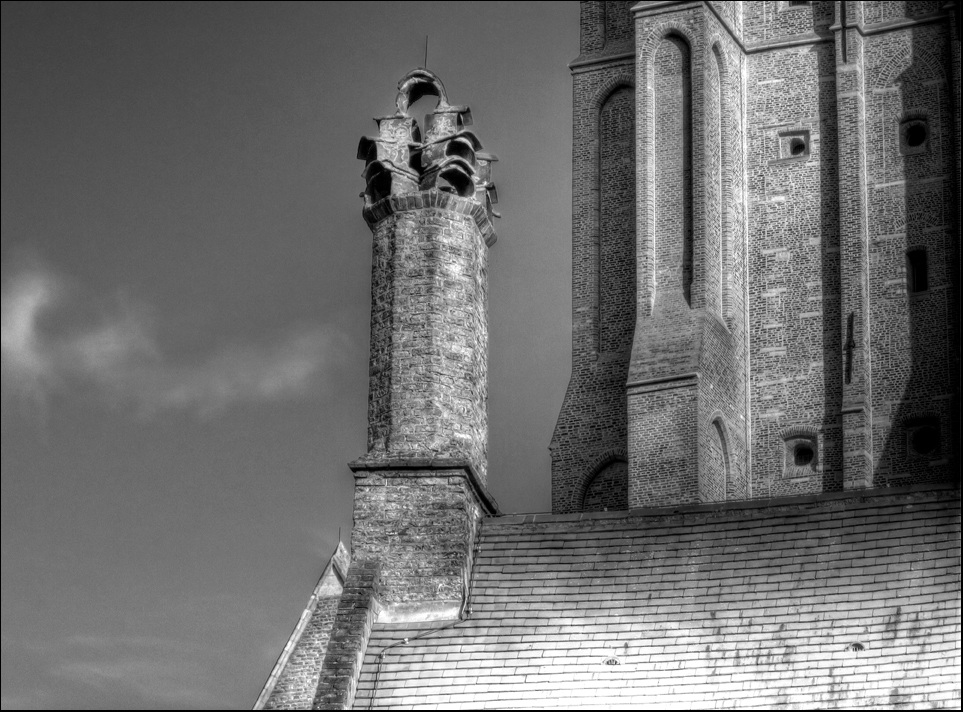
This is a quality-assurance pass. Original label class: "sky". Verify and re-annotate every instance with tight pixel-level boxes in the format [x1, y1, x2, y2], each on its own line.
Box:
[1, 2, 579, 709]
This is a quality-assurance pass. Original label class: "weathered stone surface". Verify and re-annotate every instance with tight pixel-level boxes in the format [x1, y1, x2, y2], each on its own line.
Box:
[310, 69, 498, 710]
[360, 205, 490, 482]
[312, 561, 383, 710]
[351, 470, 483, 610]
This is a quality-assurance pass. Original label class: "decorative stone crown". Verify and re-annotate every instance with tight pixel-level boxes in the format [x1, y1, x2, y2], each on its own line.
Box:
[357, 69, 499, 227]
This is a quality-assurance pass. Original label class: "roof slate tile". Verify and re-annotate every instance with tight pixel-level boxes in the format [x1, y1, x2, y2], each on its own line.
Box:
[353, 490, 960, 709]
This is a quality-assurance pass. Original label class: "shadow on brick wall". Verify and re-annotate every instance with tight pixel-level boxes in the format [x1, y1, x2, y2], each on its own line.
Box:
[815, 31, 844, 493]
[878, 20, 960, 489]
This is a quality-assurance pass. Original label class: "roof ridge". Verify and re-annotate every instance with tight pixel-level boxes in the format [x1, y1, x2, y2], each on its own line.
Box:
[484, 484, 959, 528]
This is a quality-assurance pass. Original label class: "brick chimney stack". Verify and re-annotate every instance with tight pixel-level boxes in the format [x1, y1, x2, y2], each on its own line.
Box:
[347, 68, 499, 618]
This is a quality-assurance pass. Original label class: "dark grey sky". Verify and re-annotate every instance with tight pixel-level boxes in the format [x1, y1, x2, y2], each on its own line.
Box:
[1, 2, 578, 709]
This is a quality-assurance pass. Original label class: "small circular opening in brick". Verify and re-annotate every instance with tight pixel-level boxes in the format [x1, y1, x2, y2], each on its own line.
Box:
[848, 642, 864, 653]
[905, 123, 927, 147]
[911, 426, 939, 455]
[790, 137, 806, 156]
[794, 444, 814, 466]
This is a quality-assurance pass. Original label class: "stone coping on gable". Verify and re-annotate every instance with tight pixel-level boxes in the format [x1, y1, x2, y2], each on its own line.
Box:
[492, 483, 960, 525]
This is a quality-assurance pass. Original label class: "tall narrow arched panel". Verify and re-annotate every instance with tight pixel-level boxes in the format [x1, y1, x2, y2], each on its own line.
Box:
[628, 23, 746, 510]
[550, 66, 635, 514]
[705, 44, 726, 320]
[703, 417, 730, 503]
[652, 35, 693, 316]
[598, 86, 637, 354]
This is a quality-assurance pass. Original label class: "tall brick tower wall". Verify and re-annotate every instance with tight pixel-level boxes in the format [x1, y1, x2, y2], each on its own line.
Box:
[741, 0, 959, 496]
[625, 1, 750, 510]
[552, 1, 751, 513]
[742, 0, 844, 498]
[552, 2, 640, 514]
[552, 0, 959, 513]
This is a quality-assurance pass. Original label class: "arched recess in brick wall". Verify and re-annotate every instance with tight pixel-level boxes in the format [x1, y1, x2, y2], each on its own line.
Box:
[640, 25, 696, 318]
[704, 415, 730, 503]
[872, 45, 945, 89]
[580, 449, 629, 512]
[886, 409, 946, 486]
[586, 75, 636, 356]
[597, 82, 637, 354]
[870, 45, 947, 182]
[709, 42, 734, 327]
[637, 22, 700, 318]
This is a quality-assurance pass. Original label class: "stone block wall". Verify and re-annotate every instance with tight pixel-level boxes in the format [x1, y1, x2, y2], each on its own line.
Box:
[581, 459, 629, 511]
[695, 312, 745, 501]
[350, 470, 483, 615]
[363, 195, 490, 484]
[741, 2, 959, 498]
[708, 0, 743, 36]
[264, 598, 340, 710]
[599, 87, 637, 356]
[313, 561, 383, 710]
[627, 381, 699, 507]
[705, 6, 751, 501]
[578, 1, 635, 59]
[742, 0, 835, 44]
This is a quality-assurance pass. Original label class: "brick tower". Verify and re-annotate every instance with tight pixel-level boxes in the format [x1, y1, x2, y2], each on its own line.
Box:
[552, 1, 959, 514]
[552, 1, 750, 513]
[309, 69, 499, 709]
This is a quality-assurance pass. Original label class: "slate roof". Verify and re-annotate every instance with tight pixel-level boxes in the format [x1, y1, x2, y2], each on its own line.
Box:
[353, 486, 960, 709]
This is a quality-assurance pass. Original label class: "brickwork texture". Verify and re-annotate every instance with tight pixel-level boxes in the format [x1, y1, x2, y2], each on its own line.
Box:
[553, 0, 959, 513]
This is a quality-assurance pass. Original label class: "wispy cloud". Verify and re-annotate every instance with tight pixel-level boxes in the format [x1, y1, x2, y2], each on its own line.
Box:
[1, 263, 344, 418]
[0, 270, 61, 407]
[53, 656, 223, 708]
[5, 633, 227, 709]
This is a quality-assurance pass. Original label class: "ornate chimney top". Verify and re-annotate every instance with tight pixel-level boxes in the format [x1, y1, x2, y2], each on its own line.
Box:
[357, 69, 499, 242]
